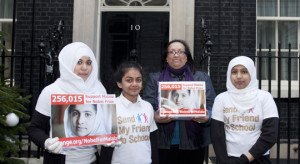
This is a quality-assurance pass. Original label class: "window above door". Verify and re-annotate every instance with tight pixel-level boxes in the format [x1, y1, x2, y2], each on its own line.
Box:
[101, 0, 169, 6]
[99, 0, 170, 12]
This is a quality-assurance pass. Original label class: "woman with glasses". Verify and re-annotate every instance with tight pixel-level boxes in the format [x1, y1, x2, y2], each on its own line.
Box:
[143, 39, 216, 164]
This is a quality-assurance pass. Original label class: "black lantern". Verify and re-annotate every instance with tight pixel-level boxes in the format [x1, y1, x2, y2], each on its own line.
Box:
[38, 19, 64, 83]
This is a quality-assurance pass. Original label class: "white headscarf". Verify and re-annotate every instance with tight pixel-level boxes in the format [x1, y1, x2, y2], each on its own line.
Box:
[226, 56, 258, 114]
[56, 42, 108, 136]
[54, 42, 106, 94]
[64, 104, 108, 137]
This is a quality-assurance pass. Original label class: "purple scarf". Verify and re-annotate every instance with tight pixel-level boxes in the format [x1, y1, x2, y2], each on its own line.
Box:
[157, 64, 201, 139]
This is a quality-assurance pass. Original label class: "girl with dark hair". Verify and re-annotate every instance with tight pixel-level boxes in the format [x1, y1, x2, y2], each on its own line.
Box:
[143, 39, 216, 164]
[111, 61, 157, 164]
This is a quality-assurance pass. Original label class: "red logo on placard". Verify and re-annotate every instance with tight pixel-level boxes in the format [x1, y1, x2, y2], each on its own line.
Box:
[160, 84, 182, 90]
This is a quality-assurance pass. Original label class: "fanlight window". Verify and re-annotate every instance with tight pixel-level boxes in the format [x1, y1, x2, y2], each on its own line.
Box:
[102, 0, 169, 6]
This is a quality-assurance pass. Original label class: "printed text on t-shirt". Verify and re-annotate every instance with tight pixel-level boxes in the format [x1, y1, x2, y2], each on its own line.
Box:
[117, 114, 151, 144]
[223, 107, 259, 132]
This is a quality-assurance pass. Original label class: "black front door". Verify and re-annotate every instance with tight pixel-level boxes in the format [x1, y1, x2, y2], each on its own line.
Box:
[100, 12, 169, 93]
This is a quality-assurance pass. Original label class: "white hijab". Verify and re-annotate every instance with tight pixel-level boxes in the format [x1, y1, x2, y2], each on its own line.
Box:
[54, 42, 106, 94]
[226, 56, 258, 114]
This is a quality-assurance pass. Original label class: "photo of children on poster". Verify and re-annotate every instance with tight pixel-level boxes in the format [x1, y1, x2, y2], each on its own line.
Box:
[51, 94, 118, 148]
[159, 81, 206, 118]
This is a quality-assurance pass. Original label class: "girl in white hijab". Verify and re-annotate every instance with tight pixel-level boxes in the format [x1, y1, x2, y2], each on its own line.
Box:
[211, 56, 279, 164]
[28, 42, 106, 164]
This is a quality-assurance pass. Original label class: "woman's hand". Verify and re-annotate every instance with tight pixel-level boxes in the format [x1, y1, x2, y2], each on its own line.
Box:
[154, 109, 174, 123]
[191, 110, 210, 123]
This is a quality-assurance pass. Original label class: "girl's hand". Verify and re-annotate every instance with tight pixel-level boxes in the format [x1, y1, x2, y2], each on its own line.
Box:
[154, 109, 174, 123]
[44, 137, 63, 154]
[191, 110, 210, 123]
[245, 152, 255, 162]
[104, 135, 123, 147]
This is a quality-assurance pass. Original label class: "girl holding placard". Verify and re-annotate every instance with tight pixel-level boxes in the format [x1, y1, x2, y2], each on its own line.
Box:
[28, 42, 107, 164]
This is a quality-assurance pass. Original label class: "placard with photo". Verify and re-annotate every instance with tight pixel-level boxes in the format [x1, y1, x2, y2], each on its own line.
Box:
[159, 81, 206, 118]
[51, 94, 118, 148]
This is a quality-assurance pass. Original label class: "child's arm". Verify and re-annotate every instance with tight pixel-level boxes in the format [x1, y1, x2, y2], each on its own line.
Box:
[247, 117, 279, 160]
[27, 110, 50, 149]
[211, 119, 250, 164]
[248, 92, 279, 160]
[211, 119, 229, 162]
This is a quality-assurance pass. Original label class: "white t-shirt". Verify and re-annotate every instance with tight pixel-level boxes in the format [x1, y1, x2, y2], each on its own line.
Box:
[112, 94, 158, 164]
[212, 90, 278, 157]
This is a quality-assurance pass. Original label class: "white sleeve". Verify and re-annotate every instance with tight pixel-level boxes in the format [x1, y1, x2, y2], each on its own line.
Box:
[35, 87, 52, 117]
[211, 94, 224, 122]
[261, 91, 279, 119]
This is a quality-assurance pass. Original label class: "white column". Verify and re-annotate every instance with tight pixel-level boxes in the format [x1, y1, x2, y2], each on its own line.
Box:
[73, 0, 98, 53]
[170, 0, 195, 55]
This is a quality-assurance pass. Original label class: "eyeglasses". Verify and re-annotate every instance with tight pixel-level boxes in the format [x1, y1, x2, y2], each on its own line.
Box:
[168, 50, 186, 56]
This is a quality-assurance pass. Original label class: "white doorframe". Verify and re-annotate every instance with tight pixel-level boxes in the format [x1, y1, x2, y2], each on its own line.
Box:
[73, 0, 195, 73]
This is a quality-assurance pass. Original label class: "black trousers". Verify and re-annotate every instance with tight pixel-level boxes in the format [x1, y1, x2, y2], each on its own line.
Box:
[228, 155, 271, 164]
[158, 145, 205, 164]
[44, 151, 99, 164]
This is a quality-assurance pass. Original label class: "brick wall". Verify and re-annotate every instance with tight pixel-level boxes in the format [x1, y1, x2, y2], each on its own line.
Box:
[194, 0, 256, 94]
[14, 0, 73, 114]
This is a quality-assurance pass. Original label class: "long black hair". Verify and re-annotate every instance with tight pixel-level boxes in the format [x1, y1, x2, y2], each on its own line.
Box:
[161, 39, 195, 71]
